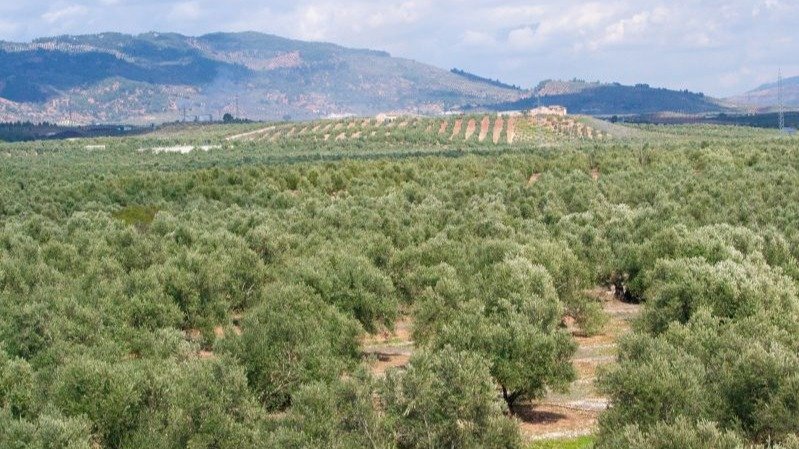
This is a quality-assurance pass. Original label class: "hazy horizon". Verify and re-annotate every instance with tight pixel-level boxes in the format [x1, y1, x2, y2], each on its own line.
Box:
[1, 1, 797, 97]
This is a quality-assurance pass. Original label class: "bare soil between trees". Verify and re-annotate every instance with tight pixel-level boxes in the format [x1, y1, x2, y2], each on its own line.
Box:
[362, 288, 641, 442]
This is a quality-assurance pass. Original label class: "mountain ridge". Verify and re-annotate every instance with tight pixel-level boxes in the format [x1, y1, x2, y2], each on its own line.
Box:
[726, 75, 799, 110]
[488, 79, 729, 115]
[0, 31, 525, 124]
[0, 31, 737, 124]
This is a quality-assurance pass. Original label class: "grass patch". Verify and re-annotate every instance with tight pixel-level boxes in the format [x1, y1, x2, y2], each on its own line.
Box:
[112, 205, 158, 228]
[528, 436, 595, 449]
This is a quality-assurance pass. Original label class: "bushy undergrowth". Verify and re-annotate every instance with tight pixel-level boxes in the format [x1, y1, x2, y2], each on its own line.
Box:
[1, 127, 799, 447]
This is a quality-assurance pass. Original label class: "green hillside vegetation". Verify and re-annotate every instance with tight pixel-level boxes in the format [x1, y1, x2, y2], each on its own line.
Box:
[492, 80, 727, 115]
[1, 118, 799, 448]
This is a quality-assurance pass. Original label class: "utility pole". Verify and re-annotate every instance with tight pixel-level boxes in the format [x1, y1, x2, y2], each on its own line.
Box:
[234, 94, 239, 118]
[779, 69, 786, 131]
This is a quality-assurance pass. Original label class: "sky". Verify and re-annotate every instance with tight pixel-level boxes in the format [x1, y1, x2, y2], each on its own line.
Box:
[0, 0, 797, 97]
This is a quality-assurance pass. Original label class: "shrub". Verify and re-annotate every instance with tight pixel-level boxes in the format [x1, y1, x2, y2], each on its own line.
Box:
[219, 283, 361, 410]
[381, 347, 521, 449]
[0, 408, 93, 449]
[597, 417, 744, 449]
[421, 258, 576, 410]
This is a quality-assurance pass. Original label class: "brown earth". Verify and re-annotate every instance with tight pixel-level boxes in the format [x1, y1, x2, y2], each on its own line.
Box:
[464, 119, 477, 141]
[450, 119, 463, 140]
[360, 290, 640, 441]
[363, 317, 414, 377]
[507, 116, 517, 144]
[519, 289, 640, 441]
[517, 404, 598, 441]
[479, 116, 491, 142]
[493, 116, 505, 144]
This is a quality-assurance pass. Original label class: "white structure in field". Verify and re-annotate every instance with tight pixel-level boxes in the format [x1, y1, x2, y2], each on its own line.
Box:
[528, 105, 568, 117]
[498, 110, 525, 117]
[375, 113, 399, 124]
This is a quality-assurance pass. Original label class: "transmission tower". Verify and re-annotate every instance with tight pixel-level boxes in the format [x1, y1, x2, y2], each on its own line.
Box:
[778, 69, 785, 131]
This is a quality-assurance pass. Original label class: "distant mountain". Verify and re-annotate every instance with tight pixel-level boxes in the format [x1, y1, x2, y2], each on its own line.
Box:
[727, 75, 799, 110]
[0, 32, 526, 124]
[489, 80, 729, 115]
[450, 69, 522, 91]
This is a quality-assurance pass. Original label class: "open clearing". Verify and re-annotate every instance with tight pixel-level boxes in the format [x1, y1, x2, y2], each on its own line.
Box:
[139, 144, 221, 154]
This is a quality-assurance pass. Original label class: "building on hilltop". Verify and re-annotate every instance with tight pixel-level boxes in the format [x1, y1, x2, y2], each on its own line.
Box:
[528, 106, 568, 117]
[375, 113, 399, 124]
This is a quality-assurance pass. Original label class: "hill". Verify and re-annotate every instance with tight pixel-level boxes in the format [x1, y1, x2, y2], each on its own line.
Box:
[489, 80, 728, 115]
[0, 32, 525, 124]
[727, 75, 799, 110]
[216, 113, 612, 147]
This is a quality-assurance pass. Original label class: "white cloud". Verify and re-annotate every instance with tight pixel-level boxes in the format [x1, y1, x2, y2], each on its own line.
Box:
[169, 2, 202, 21]
[41, 4, 88, 24]
[507, 26, 540, 50]
[0, 0, 797, 96]
[462, 30, 496, 47]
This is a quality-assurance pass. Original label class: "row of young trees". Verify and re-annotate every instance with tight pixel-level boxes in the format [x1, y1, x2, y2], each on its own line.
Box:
[2, 130, 799, 447]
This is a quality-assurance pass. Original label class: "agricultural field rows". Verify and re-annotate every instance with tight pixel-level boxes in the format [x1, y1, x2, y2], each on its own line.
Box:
[223, 114, 608, 146]
[1, 121, 798, 449]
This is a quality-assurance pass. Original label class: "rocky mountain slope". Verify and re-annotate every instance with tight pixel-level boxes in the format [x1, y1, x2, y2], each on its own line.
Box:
[0, 32, 525, 124]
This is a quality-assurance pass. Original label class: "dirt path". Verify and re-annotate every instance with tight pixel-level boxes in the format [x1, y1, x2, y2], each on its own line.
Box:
[362, 318, 413, 376]
[520, 289, 640, 441]
[361, 288, 640, 442]
[493, 116, 505, 144]
[464, 119, 477, 141]
[479, 116, 491, 142]
[450, 119, 463, 140]
[226, 126, 275, 141]
[438, 121, 448, 135]
[507, 116, 517, 144]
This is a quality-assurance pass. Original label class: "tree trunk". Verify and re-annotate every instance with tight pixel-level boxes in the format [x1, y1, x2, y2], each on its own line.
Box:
[501, 386, 522, 414]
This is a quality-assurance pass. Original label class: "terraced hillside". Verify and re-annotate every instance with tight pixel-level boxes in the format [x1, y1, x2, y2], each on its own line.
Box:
[223, 114, 610, 146]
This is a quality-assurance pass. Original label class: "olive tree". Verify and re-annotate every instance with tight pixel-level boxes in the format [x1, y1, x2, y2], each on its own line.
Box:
[381, 347, 520, 449]
[219, 283, 361, 410]
[419, 257, 576, 411]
